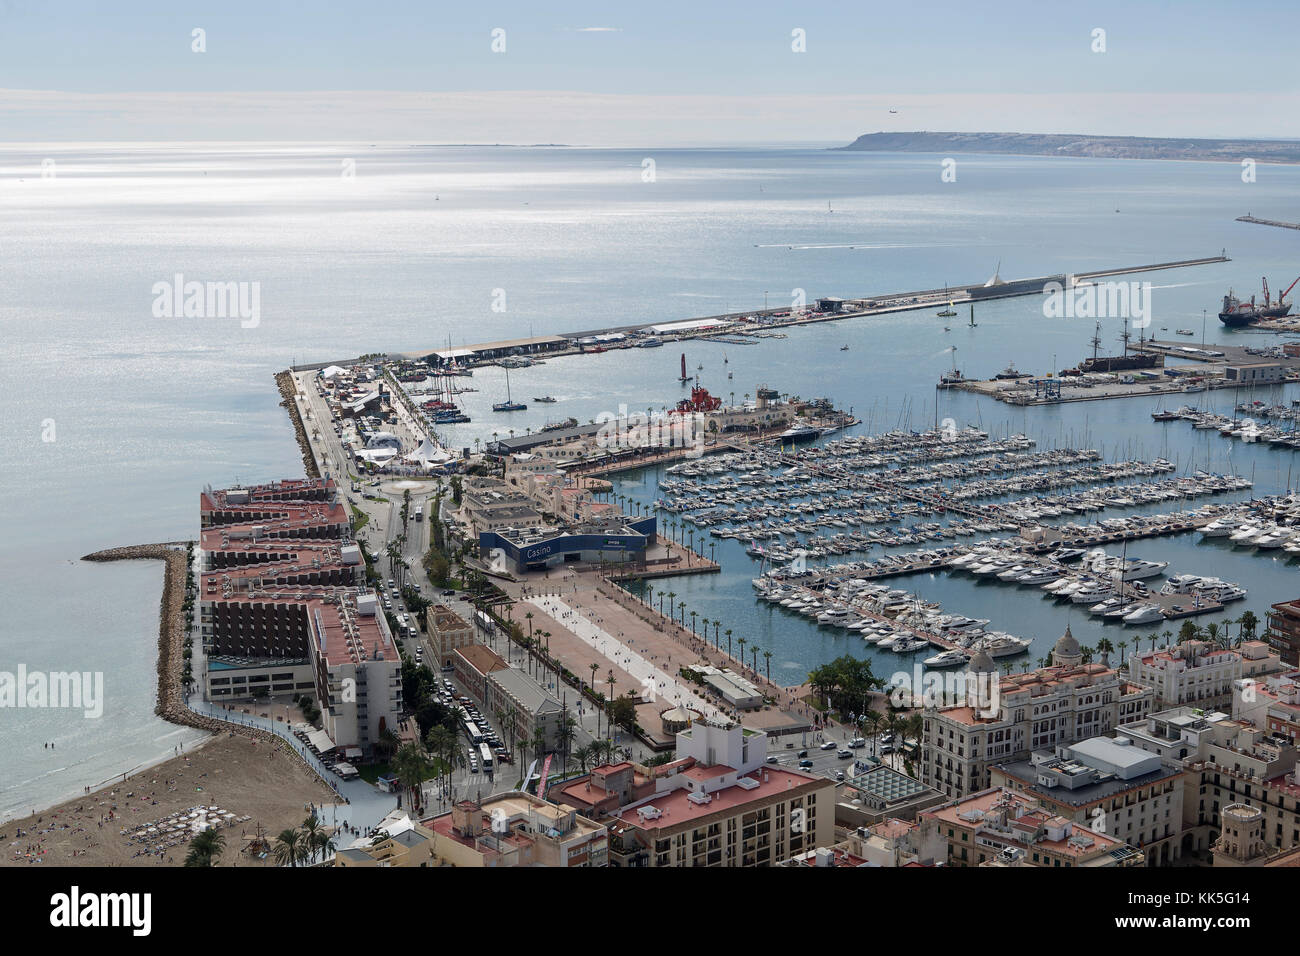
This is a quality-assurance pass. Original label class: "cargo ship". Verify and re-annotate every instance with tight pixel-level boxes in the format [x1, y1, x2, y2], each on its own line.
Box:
[1219, 276, 1298, 326]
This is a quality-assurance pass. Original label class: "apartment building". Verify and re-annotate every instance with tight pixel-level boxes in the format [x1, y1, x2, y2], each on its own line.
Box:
[918, 787, 1144, 867]
[990, 737, 1185, 865]
[554, 720, 835, 867]
[1126, 639, 1281, 711]
[484, 667, 564, 752]
[197, 480, 402, 753]
[922, 629, 1154, 799]
[424, 794, 608, 867]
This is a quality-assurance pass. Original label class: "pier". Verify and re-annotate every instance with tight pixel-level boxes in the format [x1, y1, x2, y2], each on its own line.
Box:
[1236, 215, 1300, 231]
[387, 255, 1231, 368]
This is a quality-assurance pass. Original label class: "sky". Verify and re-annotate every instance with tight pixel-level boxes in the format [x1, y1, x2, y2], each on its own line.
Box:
[1, 0, 1298, 144]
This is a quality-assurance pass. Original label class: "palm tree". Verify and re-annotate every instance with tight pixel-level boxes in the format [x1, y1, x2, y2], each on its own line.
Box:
[425, 725, 458, 792]
[183, 828, 225, 867]
[393, 742, 432, 811]
[1239, 610, 1259, 644]
[862, 710, 882, 756]
[763, 649, 773, 684]
[311, 827, 336, 863]
[574, 743, 594, 774]
[737, 636, 747, 667]
[273, 828, 304, 867]
[531, 726, 548, 764]
[556, 710, 577, 775]
[689, 610, 697, 636]
[300, 814, 326, 864]
[725, 628, 733, 658]
[1117, 639, 1129, 665]
[676, 601, 685, 628]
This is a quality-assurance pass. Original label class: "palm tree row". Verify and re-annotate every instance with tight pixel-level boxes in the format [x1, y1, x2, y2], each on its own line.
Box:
[273, 814, 336, 867]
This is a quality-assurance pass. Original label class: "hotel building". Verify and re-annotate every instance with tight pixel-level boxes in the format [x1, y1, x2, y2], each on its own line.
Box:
[553, 719, 835, 867]
[197, 480, 402, 753]
[921, 630, 1154, 799]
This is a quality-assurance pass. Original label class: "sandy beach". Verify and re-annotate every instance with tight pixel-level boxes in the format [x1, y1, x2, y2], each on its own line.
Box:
[1, 732, 339, 867]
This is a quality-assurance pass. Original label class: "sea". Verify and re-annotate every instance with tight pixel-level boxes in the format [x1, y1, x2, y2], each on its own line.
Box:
[2, 142, 1298, 819]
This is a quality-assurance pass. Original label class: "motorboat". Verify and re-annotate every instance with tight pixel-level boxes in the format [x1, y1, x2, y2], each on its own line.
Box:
[923, 649, 969, 668]
[1122, 604, 1165, 625]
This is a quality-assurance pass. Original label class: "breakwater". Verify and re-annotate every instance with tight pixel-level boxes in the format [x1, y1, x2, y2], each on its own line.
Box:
[276, 370, 320, 479]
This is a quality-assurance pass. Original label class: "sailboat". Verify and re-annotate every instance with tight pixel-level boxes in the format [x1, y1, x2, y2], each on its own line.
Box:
[492, 366, 526, 412]
[937, 285, 957, 317]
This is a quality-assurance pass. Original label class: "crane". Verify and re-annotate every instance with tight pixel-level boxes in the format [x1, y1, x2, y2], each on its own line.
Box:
[1263, 277, 1271, 307]
[1280, 274, 1300, 306]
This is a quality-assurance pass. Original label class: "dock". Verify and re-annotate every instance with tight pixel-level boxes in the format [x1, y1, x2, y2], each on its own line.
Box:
[1236, 215, 1300, 232]
[381, 255, 1231, 367]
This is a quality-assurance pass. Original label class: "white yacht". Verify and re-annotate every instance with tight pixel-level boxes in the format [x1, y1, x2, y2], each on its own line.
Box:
[817, 606, 851, 624]
[923, 648, 970, 668]
[891, 635, 931, 654]
[1122, 604, 1165, 625]
[1200, 516, 1244, 538]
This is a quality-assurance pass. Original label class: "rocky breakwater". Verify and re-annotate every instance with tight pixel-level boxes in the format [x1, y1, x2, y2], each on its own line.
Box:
[276, 369, 321, 479]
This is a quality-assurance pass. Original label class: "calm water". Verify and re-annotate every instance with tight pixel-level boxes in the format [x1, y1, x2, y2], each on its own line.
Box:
[2, 143, 1297, 816]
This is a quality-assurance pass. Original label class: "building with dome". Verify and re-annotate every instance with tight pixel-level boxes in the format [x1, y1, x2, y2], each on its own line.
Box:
[1051, 624, 1083, 668]
[921, 626, 1155, 799]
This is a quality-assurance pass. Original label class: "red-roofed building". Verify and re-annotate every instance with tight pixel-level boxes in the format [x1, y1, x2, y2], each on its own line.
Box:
[554, 719, 835, 867]
[197, 480, 401, 753]
[922, 633, 1155, 799]
[919, 787, 1143, 867]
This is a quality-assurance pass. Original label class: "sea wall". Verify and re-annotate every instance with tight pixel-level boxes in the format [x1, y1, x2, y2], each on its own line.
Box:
[81, 544, 336, 790]
[276, 369, 320, 479]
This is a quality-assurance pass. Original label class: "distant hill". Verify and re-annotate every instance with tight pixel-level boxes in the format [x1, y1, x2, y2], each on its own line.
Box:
[836, 131, 1300, 164]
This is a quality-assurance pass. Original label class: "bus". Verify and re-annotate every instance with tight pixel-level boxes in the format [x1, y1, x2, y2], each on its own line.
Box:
[414, 505, 423, 522]
[464, 722, 486, 745]
[479, 742, 494, 770]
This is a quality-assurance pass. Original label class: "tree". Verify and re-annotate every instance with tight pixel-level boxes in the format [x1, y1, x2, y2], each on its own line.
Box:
[556, 710, 577, 775]
[273, 828, 304, 867]
[183, 828, 226, 867]
[530, 726, 548, 764]
[1239, 610, 1259, 644]
[806, 655, 883, 716]
[300, 814, 326, 864]
[393, 743, 432, 811]
[608, 695, 637, 733]
[574, 743, 594, 774]
[763, 649, 773, 684]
